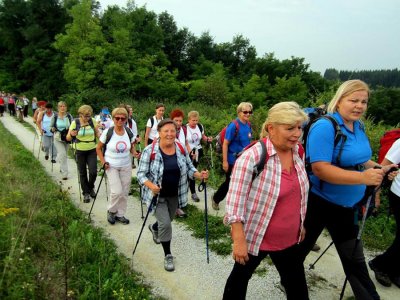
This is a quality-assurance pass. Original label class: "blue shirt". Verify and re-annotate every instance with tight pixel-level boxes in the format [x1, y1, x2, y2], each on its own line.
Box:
[225, 118, 252, 165]
[306, 112, 371, 207]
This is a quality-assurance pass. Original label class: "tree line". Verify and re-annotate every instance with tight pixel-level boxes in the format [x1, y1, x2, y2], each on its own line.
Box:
[0, 0, 398, 126]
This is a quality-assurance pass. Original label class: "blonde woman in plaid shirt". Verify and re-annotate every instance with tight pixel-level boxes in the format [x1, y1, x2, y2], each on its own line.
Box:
[223, 102, 309, 300]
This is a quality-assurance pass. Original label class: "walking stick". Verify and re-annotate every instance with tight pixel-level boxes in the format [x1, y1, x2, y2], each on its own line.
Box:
[51, 135, 54, 172]
[132, 192, 159, 257]
[208, 141, 214, 169]
[309, 241, 334, 270]
[88, 164, 107, 221]
[37, 134, 43, 160]
[140, 184, 144, 219]
[73, 144, 82, 202]
[198, 178, 210, 263]
[104, 171, 109, 202]
[32, 130, 37, 155]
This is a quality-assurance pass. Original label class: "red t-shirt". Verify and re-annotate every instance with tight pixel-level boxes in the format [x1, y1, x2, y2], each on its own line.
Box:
[0, 98, 4, 105]
[259, 167, 301, 251]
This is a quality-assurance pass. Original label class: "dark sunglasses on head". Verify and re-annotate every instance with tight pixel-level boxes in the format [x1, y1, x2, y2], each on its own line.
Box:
[114, 117, 126, 121]
[242, 111, 253, 115]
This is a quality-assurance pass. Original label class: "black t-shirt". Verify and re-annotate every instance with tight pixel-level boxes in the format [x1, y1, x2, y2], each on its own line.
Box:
[159, 149, 180, 197]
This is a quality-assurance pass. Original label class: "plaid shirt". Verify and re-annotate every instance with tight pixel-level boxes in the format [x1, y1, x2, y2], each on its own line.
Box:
[224, 138, 309, 256]
[137, 140, 197, 208]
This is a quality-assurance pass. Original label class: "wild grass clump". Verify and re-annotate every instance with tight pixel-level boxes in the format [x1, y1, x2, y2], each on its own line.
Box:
[0, 122, 154, 299]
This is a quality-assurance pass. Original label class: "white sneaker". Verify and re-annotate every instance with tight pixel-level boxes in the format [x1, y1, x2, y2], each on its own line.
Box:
[164, 254, 175, 272]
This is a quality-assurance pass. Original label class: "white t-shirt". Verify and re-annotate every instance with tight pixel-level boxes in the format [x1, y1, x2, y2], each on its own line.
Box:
[176, 127, 186, 145]
[186, 124, 203, 151]
[386, 138, 400, 196]
[146, 116, 162, 140]
[100, 128, 134, 168]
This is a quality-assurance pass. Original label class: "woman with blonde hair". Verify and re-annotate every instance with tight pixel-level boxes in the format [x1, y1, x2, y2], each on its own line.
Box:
[97, 107, 138, 225]
[67, 105, 100, 203]
[223, 101, 309, 299]
[300, 80, 394, 300]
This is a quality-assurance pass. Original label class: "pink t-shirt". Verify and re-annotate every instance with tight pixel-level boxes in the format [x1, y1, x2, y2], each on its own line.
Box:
[259, 167, 301, 251]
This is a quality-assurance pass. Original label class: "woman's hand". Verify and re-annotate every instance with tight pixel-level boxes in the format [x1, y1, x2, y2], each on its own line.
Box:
[70, 129, 78, 137]
[222, 161, 229, 172]
[360, 168, 384, 186]
[148, 182, 161, 195]
[232, 238, 249, 265]
[299, 226, 306, 242]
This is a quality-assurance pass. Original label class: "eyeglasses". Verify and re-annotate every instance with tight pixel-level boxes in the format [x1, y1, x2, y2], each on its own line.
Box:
[114, 117, 126, 122]
[242, 111, 253, 115]
[82, 114, 91, 118]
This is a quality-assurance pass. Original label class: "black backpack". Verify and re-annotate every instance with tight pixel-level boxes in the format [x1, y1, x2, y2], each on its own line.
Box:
[103, 126, 134, 154]
[73, 117, 96, 143]
[53, 112, 73, 143]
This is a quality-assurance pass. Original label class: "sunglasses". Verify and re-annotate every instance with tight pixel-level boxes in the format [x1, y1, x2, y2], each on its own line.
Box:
[242, 111, 253, 115]
[114, 117, 126, 122]
[82, 114, 91, 118]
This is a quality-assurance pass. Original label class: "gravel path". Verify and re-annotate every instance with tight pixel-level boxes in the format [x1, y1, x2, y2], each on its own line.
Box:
[1, 114, 399, 300]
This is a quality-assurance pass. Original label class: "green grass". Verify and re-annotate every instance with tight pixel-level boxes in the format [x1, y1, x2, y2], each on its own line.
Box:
[0, 122, 156, 300]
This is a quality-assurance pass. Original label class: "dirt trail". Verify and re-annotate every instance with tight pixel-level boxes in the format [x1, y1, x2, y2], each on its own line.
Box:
[1, 114, 398, 300]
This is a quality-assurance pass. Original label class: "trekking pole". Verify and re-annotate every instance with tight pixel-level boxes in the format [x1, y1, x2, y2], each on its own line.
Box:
[37, 134, 43, 160]
[50, 136, 54, 172]
[88, 164, 107, 221]
[32, 130, 37, 155]
[104, 172, 109, 202]
[140, 184, 144, 219]
[208, 140, 214, 169]
[198, 178, 210, 263]
[132, 191, 159, 257]
[308, 241, 334, 270]
[73, 144, 82, 202]
[339, 185, 377, 300]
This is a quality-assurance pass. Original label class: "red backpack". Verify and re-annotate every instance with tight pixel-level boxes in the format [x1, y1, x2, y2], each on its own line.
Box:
[215, 120, 251, 153]
[150, 139, 186, 161]
[378, 128, 400, 163]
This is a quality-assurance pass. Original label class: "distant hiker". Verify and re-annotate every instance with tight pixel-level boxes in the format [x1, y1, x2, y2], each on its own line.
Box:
[95, 107, 113, 133]
[186, 110, 212, 203]
[119, 104, 140, 168]
[300, 80, 393, 300]
[37, 103, 57, 162]
[212, 102, 253, 210]
[144, 103, 165, 146]
[223, 102, 309, 300]
[137, 119, 208, 272]
[22, 95, 29, 117]
[16, 96, 24, 122]
[66, 105, 100, 203]
[0, 95, 4, 117]
[33, 100, 46, 126]
[31, 97, 38, 116]
[7, 94, 16, 116]
[170, 108, 190, 218]
[50, 101, 72, 180]
[369, 140, 400, 288]
[96, 107, 139, 225]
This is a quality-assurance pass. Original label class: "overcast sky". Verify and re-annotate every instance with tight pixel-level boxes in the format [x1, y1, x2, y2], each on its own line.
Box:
[98, 0, 400, 74]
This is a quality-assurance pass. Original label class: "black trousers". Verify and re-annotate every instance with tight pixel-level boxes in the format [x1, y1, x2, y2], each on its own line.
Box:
[223, 244, 309, 300]
[370, 190, 400, 277]
[75, 149, 97, 195]
[213, 164, 233, 204]
[300, 192, 380, 300]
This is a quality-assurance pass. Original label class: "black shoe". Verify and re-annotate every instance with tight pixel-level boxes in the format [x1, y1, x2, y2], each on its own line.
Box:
[390, 275, 400, 288]
[311, 244, 321, 252]
[90, 189, 96, 198]
[83, 194, 91, 203]
[51, 159, 56, 163]
[107, 211, 116, 225]
[45, 155, 49, 160]
[115, 216, 130, 225]
[368, 261, 392, 287]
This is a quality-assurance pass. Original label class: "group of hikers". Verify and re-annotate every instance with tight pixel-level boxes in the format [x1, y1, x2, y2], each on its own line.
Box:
[2, 79, 400, 299]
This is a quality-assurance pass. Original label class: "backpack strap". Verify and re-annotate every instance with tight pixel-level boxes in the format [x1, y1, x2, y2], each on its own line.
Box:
[198, 123, 204, 134]
[254, 138, 268, 179]
[150, 140, 186, 161]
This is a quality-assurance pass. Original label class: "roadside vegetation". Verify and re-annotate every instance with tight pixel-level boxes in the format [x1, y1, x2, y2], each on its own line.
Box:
[0, 122, 156, 299]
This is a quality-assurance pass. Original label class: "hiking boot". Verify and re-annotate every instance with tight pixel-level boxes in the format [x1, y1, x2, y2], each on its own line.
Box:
[51, 159, 56, 163]
[164, 254, 175, 272]
[107, 211, 116, 225]
[45, 155, 49, 160]
[211, 197, 219, 210]
[175, 208, 187, 218]
[90, 189, 96, 198]
[62, 177, 68, 180]
[148, 224, 160, 244]
[115, 216, 130, 225]
[83, 193, 91, 203]
[312, 244, 321, 252]
[368, 261, 392, 287]
[191, 193, 200, 202]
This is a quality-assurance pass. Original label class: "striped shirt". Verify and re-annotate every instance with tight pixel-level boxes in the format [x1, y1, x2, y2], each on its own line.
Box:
[224, 138, 309, 256]
[137, 140, 198, 209]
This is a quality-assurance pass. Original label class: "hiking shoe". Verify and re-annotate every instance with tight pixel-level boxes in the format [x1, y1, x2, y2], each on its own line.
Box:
[191, 193, 200, 202]
[148, 224, 160, 244]
[90, 189, 96, 198]
[312, 244, 321, 252]
[83, 193, 91, 203]
[107, 211, 116, 225]
[62, 177, 68, 180]
[175, 208, 187, 218]
[51, 159, 56, 163]
[164, 254, 175, 272]
[211, 197, 219, 210]
[45, 155, 49, 160]
[115, 216, 130, 225]
[390, 275, 400, 288]
[368, 261, 392, 287]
